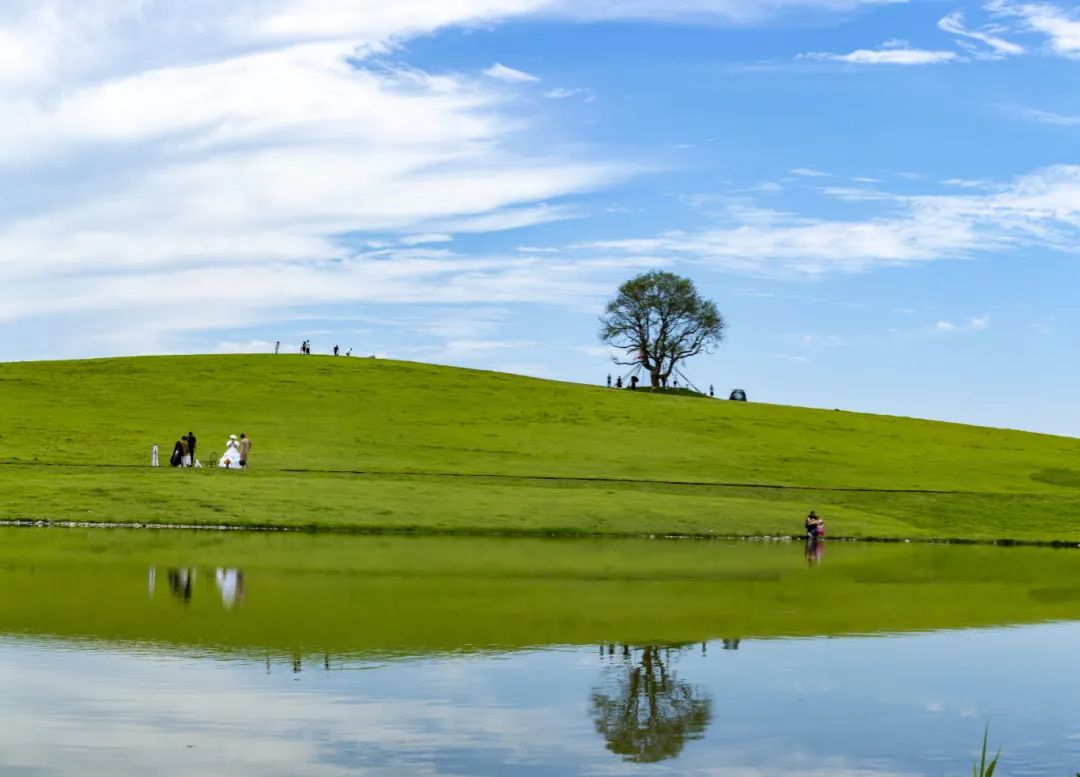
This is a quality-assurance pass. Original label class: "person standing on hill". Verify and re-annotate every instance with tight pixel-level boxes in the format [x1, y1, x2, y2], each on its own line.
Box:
[238, 434, 252, 469]
[333, 345, 339, 356]
[187, 432, 197, 467]
[274, 341, 280, 354]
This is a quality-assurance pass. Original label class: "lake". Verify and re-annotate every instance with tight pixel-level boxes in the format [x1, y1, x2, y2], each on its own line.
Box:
[1, 528, 1079, 776]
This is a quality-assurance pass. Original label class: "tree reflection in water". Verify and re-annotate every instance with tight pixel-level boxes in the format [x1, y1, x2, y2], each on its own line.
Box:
[590, 644, 713, 763]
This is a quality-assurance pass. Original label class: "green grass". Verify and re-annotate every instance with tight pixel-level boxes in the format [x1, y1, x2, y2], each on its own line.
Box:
[1, 353, 1080, 540]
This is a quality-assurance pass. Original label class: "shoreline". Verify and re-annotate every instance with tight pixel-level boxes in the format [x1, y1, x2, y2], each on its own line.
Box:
[3, 518, 1079, 549]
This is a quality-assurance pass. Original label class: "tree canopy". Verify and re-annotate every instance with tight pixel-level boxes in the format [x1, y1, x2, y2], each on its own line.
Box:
[599, 271, 726, 388]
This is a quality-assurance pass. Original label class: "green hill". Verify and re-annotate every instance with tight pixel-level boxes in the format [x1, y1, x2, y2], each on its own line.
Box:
[1, 354, 1078, 541]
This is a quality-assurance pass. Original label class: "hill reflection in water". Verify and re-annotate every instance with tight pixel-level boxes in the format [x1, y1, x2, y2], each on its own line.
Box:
[3, 529, 1080, 775]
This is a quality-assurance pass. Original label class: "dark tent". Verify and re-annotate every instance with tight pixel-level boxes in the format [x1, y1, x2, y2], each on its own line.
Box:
[729, 389, 747, 402]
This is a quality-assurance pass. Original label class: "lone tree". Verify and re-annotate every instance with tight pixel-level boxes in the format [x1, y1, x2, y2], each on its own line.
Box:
[600, 270, 726, 388]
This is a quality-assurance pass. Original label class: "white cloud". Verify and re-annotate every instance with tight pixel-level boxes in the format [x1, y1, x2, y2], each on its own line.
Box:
[1004, 105, 1080, 126]
[399, 233, 454, 246]
[0, 1, 655, 353]
[483, 62, 541, 82]
[938, 11, 1025, 56]
[0, 0, 1056, 358]
[542, 0, 908, 24]
[941, 178, 994, 189]
[935, 315, 991, 334]
[791, 168, 832, 177]
[989, 0, 1080, 57]
[577, 166, 1080, 276]
[542, 87, 594, 101]
[800, 47, 959, 65]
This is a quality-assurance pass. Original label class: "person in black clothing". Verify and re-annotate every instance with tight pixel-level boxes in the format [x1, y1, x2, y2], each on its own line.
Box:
[333, 345, 339, 356]
[615, 376, 623, 389]
[187, 432, 197, 467]
[629, 375, 639, 390]
[170, 439, 184, 467]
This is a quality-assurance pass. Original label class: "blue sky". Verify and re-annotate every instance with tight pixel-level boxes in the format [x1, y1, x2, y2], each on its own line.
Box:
[1, 0, 1078, 434]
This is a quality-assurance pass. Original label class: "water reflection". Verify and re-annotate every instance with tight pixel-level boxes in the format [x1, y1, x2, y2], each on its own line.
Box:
[147, 566, 245, 609]
[166, 567, 194, 603]
[1, 530, 1080, 775]
[2, 627, 1079, 776]
[805, 536, 825, 566]
[214, 568, 245, 609]
[591, 644, 712, 763]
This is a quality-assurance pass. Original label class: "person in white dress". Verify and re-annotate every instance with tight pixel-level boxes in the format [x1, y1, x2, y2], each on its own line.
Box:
[219, 435, 242, 468]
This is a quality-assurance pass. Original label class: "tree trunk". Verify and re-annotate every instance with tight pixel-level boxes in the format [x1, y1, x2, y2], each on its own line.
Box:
[650, 370, 662, 387]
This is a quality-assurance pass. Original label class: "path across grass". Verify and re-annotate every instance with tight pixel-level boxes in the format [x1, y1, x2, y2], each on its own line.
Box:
[1, 354, 1078, 542]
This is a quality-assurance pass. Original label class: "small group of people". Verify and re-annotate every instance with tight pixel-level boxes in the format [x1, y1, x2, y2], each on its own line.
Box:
[152, 431, 252, 469]
[804, 510, 825, 539]
[273, 339, 354, 356]
[219, 433, 252, 469]
[604, 375, 716, 397]
[169, 432, 198, 467]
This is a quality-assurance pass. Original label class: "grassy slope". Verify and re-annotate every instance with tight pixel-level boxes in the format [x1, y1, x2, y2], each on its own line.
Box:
[2, 354, 1079, 540]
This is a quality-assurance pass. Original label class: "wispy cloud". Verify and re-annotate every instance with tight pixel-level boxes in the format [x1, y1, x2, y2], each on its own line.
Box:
[799, 47, 959, 65]
[791, 168, 832, 177]
[938, 11, 1025, 56]
[935, 315, 991, 334]
[1002, 104, 1080, 126]
[941, 178, 995, 189]
[0, 1, 651, 353]
[577, 166, 1080, 277]
[542, 87, 595, 101]
[988, 0, 1080, 57]
[543, 0, 909, 24]
[483, 62, 541, 83]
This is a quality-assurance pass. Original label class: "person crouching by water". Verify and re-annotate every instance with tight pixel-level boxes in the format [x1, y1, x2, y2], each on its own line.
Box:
[805, 510, 824, 539]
